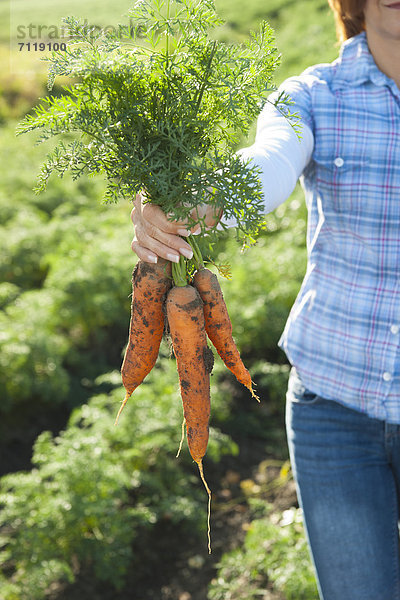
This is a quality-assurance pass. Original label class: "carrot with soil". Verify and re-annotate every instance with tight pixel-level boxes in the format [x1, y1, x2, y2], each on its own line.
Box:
[116, 258, 172, 425]
[190, 241, 258, 401]
[166, 280, 214, 553]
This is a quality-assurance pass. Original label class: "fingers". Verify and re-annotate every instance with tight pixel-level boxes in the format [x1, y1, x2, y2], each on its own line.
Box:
[130, 193, 223, 264]
[132, 221, 194, 262]
[142, 203, 193, 236]
[131, 239, 159, 264]
[190, 203, 223, 231]
[132, 196, 191, 235]
[131, 194, 194, 263]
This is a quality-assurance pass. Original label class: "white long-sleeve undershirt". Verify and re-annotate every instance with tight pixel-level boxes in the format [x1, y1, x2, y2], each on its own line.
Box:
[220, 102, 314, 228]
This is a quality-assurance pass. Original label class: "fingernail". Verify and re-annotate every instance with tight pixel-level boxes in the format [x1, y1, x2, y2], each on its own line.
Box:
[180, 247, 193, 259]
[167, 252, 180, 263]
[177, 229, 190, 237]
[148, 254, 158, 263]
[192, 226, 201, 235]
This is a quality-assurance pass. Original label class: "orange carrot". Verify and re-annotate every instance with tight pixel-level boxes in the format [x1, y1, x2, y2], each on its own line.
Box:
[193, 267, 258, 400]
[166, 283, 213, 552]
[166, 284, 213, 463]
[116, 258, 172, 424]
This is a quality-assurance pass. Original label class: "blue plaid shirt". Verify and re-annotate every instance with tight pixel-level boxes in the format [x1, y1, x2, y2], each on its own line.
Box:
[274, 32, 400, 423]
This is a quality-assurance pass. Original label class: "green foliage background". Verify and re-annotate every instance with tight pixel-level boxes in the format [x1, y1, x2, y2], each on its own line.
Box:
[0, 0, 337, 598]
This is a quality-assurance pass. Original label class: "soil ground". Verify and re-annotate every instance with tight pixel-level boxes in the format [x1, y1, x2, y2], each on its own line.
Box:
[55, 430, 298, 600]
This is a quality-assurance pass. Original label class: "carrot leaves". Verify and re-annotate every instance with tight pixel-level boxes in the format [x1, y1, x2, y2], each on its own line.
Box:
[16, 0, 282, 245]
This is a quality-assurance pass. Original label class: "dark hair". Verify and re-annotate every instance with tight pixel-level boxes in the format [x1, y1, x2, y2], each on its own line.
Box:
[327, 0, 366, 42]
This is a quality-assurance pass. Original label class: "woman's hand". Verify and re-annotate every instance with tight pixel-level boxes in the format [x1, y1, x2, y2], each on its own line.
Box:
[131, 192, 222, 263]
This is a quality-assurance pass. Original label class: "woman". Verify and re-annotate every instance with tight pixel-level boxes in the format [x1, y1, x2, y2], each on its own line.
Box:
[131, 1, 400, 598]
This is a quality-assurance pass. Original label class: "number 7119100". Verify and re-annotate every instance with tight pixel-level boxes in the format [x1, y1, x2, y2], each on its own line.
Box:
[18, 42, 67, 52]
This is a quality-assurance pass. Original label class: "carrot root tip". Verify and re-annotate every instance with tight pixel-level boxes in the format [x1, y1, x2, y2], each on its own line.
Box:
[176, 418, 186, 458]
[196, 459, 212, 554]
[251, 387, 260, 403]
[248, 379, 260, 403]
[114, 391, 131, 426]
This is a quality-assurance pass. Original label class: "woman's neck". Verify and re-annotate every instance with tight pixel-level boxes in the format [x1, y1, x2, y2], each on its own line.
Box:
[366, 28, 400, 89]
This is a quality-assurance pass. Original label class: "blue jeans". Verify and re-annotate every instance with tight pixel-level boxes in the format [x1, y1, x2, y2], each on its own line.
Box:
[286, 367, 400, 600]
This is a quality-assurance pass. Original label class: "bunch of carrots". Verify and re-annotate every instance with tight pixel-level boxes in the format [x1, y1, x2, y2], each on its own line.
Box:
[14, 0, 278, 554]
[116, 232, 258, 553]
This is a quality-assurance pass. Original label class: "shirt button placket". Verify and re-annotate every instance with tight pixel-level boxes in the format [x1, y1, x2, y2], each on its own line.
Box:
[381, 325, 398, 404]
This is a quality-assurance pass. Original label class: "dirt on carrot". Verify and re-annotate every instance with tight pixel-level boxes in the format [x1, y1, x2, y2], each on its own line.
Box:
[193, 267, 258, 401]
[166, 283, 213, 552]
[116, 258, 172, 424]
[166, 284, 212, 463]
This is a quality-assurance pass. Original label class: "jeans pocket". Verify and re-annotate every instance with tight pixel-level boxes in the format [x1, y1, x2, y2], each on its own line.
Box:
[287, 367, 320, 405]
